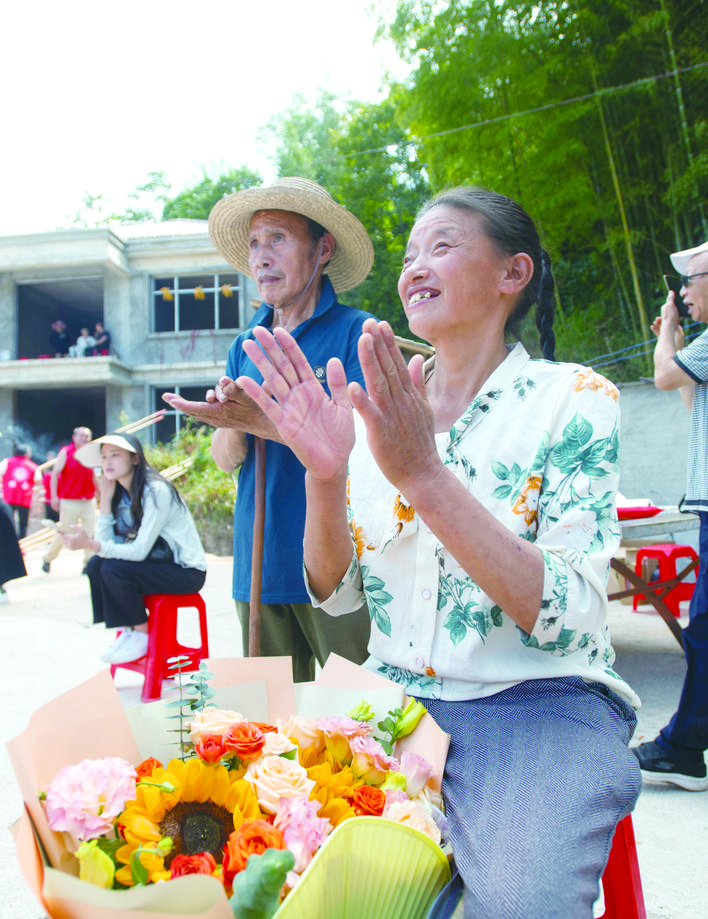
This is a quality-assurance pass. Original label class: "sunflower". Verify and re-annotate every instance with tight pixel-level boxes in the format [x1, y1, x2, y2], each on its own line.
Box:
[115, 758, 263, 886]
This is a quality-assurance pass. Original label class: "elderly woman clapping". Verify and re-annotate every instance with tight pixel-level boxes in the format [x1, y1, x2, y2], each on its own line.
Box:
[236, 187, 640, 919]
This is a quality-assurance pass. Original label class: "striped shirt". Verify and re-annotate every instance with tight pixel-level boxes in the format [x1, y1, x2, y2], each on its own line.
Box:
[674, 328, 708, 513]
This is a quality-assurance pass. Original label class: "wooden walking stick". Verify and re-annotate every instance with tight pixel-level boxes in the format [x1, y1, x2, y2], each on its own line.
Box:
[248, 436, 267, 657]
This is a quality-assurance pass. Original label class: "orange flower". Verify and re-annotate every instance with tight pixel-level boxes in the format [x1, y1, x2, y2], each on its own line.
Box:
[225, 722, 266, 761]
[350, 785, 386, 816]
[135, 757, 163, 781]
[194, 286, 205, 300]
[195, 734, 229, 764]
[222, 819, 287, 887]
[573, 368, 619, 400]
[221, 284, 233, 297]
[253, 722, 279, 734]
[393, 494, 415, 523]
[512, 475, 542, 527]
[160, 286, 174, 301]
[170, 852, 217, 878]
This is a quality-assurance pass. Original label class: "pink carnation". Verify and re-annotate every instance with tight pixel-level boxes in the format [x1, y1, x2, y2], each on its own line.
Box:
[273, 796, 331, 876]
[44, 757, 137, 842]
[316, 716, 372, 765]
[349, 734, 399, 785]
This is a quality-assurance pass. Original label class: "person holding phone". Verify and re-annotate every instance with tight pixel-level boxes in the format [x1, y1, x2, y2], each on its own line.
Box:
[634, 239, 708, 791]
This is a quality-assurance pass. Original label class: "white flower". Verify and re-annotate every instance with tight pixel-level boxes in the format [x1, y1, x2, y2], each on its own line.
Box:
[188, 709, 244, 744]
[262, 731, 297, 757]
[383, 798, 442, 845]
[245, 756, 316, 815]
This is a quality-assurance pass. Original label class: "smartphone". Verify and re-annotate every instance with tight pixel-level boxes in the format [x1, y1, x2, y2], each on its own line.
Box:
[663, 275, 690, 318]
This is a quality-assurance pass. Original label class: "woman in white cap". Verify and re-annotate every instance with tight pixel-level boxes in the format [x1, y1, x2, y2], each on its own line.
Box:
[61, 432, 206, 664]
[234, 187, 641, 918]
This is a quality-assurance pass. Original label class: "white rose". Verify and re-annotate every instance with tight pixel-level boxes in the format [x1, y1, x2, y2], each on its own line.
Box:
[262, 732, 298, 757]
[276, 716, 325, 754]
[383, 799, 442, 845]
[245, 756, 316, 815]
[188, 709, 244, 744]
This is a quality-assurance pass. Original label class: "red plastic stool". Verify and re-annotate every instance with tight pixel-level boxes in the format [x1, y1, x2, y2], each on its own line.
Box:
[598, 814, 646, 919]
[110, 593, 208, 703]
[632, 543, 698, 617]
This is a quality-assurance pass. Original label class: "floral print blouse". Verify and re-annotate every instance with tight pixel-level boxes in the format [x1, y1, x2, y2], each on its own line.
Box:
[312, 343, 639, 707]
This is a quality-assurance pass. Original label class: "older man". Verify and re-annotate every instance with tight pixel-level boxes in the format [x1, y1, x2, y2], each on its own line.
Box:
[632, 239, 708, 791]
[164, 177, 376, 681]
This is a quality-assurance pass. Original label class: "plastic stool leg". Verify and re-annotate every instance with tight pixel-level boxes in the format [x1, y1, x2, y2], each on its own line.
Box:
[598, 815, 646, 919]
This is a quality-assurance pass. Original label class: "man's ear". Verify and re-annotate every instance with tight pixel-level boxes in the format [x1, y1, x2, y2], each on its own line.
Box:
[319, 231, 336, 265]
[499, 253, 534, 295]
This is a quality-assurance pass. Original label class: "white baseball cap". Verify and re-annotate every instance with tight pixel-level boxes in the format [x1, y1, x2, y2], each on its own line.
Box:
[670, 240, 708, 275]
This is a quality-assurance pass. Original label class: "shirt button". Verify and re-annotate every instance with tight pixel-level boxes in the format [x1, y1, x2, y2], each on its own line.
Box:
[415, 656, 424, 668]
[421, 589, 432, 600]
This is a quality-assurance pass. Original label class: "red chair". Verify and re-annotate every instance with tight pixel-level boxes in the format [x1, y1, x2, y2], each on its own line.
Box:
[110, 593, 208, 703]
[633, 543, 698, 617]
[598, 814, 646, 919]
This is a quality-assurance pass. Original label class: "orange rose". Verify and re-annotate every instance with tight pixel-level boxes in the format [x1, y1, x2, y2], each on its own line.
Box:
[170, 852, 217, 878]
[222, 820, 287, 887]
[350, 784, 386, 816]
[135, 757, 163, 780]
[253, 722, 279, 734]
[195, 734, 229, 764]
[225, 722, 266, 761]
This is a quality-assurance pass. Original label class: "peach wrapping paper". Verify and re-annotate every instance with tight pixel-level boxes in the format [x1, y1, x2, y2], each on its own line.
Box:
[8, 654, 450, 919]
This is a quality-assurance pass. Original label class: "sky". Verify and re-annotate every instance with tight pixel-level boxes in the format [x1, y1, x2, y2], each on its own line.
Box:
[1, 0, 407, 236]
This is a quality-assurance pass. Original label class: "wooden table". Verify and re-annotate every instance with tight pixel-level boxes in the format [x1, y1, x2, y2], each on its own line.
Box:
[608, 508, 699, 647]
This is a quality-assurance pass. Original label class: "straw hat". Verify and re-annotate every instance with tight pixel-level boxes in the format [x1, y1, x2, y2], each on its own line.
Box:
[76, 434, 137, 469]
[208, 177, 374, 293]
[671, 240, 708, 275]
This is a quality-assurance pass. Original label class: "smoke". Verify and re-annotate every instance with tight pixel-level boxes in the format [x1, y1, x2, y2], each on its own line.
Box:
[0, 422, 62, 462]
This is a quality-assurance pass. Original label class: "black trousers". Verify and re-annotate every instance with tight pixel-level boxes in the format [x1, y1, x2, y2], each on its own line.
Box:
[10, 504, 30, 540]
[85, 555, 206, 628]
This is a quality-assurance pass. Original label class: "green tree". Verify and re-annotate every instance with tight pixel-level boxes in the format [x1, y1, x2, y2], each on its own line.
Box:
[383, 0, 708, 376]
[161, 166, 263, 220]
[260, 90, 430, 335]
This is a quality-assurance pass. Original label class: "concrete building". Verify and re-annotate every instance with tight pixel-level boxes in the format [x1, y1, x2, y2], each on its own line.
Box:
[0, 220, 258, 458]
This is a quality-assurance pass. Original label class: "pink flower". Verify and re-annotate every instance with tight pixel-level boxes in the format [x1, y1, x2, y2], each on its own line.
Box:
[399, 750, 435, 797]
[348, 735, 399, 785]
[273, 797, 331, 876]
[316, 716, 371, 765]
[44, 757, 137, 842]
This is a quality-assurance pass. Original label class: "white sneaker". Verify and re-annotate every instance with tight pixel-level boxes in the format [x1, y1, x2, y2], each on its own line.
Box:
[105, 629, 149, 665]
[101, 630, 129, 662]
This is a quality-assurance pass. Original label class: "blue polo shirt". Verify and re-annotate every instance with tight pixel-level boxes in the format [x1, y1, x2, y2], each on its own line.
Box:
[225, 277, 377, 603]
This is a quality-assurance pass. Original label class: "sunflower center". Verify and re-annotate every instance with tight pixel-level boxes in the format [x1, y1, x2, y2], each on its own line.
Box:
[159, 800, 233, 865]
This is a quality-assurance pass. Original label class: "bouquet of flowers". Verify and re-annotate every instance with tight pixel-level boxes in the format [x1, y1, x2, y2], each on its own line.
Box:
[8, 655, 451, 919]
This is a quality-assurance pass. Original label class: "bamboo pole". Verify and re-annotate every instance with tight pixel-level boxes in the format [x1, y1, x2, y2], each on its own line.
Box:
[248, 437, 266, 657]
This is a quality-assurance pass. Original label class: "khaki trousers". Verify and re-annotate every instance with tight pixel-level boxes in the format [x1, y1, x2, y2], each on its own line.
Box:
[43, 498, 97, 566]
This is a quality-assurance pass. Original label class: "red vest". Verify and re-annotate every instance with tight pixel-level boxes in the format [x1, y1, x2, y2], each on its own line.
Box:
[2, 456, 37, 508]
[57, 443, 95, 500]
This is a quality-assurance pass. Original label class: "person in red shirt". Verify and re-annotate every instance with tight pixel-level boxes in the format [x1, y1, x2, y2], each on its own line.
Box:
[42, 427, 97, 573]
[0, 445, 38, 540]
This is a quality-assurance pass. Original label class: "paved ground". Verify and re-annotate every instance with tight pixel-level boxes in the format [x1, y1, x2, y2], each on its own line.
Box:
[2, 541, 706, 918]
